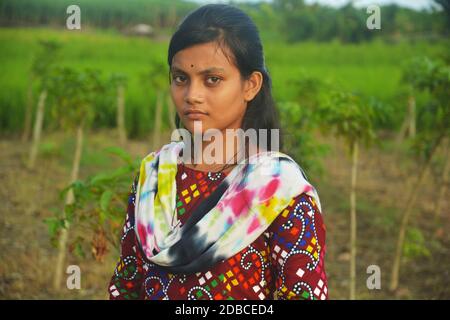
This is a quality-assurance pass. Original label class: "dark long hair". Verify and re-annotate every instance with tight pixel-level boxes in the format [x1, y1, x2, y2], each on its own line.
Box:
[167, 4, 282, 151]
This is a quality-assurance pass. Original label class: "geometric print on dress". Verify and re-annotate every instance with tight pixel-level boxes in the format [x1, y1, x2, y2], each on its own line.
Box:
[272, 195, 328, 300]
[109, 164, 328, 300]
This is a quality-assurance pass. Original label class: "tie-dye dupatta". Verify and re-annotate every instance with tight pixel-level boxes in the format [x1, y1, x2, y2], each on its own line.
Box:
[134, 141, 322, 274]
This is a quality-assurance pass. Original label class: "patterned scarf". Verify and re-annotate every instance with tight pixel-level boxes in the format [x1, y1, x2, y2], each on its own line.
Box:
[134, 141, 321, 274]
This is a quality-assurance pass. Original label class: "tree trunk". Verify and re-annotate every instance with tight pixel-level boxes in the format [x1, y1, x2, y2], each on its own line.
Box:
[53, 124, 84, 291]
[153, 91, 163, 149]
[22, 75, 34, 142]
[407, 95, 416, 139]
[389, 136, 443, 292]
[349, 140, 358, 300]
[435, 138, 449, 219]
[27, 90, 47, 169]
[396, 94, 416, 145]
[396, 119, 408, 145]
[116, 84, 127, 146]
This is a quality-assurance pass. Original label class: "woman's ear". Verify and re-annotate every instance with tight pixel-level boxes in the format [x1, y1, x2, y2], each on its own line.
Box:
[244, 71, 263, 102]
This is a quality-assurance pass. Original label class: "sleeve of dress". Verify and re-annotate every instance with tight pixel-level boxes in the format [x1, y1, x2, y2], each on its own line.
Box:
[268, 193, 328, 300]
[108, 173, 146, 300]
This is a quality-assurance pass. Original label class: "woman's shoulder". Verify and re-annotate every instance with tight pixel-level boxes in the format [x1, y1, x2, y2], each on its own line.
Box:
[284, 192, 321, 217]
[268, 191, 324, 237]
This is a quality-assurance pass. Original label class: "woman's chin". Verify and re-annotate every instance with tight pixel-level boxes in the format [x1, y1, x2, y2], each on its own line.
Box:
[182, 120, 217, 134]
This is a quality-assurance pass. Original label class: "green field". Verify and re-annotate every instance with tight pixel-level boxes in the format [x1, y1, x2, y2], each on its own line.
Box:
[0, 27, 447, 137]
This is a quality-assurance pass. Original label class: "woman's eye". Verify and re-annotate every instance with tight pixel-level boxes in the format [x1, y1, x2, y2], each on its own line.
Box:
[206, 76, 221, 85]
[172, 75, 186, 84]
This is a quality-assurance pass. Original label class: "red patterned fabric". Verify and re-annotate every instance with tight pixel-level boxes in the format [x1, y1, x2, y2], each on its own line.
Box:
[109, 163, 327, 300]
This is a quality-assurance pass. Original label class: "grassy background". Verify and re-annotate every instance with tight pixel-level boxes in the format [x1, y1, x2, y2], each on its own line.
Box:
[0, 27, 447, 136]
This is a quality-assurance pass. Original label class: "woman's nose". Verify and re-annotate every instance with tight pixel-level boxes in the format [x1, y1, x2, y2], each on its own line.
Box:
[184, 80, 204, 104]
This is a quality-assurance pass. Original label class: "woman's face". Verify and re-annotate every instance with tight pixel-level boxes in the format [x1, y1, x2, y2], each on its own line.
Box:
[170, 41, 262, 134]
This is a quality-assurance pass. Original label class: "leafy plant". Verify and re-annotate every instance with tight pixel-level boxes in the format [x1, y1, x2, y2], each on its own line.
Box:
[47, 147, 140, 261]
[318, 90, 378, 299]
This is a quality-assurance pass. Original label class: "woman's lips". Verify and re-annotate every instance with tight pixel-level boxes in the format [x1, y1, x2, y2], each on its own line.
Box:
[186, 113, 207, 120]
[184, 110, 208, 120]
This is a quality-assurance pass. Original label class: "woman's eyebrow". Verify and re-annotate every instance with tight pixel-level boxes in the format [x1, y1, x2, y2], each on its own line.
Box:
[170, 66, 225, 75]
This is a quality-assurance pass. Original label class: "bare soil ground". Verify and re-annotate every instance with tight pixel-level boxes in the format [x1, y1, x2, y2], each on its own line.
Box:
[0, 130, 448, 299]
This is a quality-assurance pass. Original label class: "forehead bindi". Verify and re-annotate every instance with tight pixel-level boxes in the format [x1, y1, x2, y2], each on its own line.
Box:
[171, 65, 226, 76]
[171, 43, 234, 75]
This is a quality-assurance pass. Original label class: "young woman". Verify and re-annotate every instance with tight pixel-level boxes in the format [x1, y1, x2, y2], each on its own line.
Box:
[109, 4, 327, 300]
